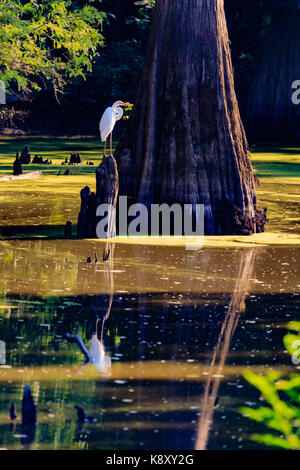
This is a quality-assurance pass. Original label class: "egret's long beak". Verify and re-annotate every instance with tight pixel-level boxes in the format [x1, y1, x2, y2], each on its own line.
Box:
[122, 102, 133, 106]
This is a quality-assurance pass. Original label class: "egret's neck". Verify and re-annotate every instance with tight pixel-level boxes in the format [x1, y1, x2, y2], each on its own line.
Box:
[114, 107, 124, 121]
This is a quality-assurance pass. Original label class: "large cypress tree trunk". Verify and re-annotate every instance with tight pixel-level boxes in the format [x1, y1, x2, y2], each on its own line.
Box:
[246, 1, 300, 142]
[115, 0, 263, 235]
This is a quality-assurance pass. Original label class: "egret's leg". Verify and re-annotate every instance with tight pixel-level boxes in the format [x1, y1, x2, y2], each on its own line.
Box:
[110, 133, 113, 156]
[104, 139, 106, 156]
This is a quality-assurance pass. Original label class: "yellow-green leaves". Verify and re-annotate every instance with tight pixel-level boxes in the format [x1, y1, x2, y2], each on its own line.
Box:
[240, 323, 300, 450]
[123, 104, 134, 120]
[0, 0, 106, 96]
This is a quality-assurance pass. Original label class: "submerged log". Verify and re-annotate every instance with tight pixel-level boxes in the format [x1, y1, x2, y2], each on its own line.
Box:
[1, 170, 42, 182]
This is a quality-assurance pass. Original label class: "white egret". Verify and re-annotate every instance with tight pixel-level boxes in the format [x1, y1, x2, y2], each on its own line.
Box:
[99, 101, 132, 156]
[88, 334, 111, 375]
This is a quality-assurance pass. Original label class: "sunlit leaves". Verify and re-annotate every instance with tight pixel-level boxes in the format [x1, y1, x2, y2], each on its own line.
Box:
[123, 104, 134, 120]
[0, 0, 106, 97]
[240, 324, 300, 450]
[251, 433, 300, 450]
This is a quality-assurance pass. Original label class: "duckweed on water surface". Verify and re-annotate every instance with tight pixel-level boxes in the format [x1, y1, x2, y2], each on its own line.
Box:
[0, 140, 299, 449]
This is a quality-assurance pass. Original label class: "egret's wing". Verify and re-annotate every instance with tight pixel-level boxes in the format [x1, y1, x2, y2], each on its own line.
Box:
[99, 107, 116, 141]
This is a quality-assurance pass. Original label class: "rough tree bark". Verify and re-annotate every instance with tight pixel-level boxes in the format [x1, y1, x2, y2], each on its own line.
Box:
[246, 1, 300, 142]
[115, 0, 265, 235]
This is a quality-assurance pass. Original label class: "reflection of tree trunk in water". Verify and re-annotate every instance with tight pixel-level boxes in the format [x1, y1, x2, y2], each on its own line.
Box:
[170, 250, 214, 360]
[195, 249, 256, 450]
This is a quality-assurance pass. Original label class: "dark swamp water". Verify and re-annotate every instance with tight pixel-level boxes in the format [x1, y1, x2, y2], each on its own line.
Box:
[0, 241, 299, 450]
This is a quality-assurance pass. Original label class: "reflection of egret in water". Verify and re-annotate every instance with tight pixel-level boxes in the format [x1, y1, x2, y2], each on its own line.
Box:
[73, 242, 116, 446]
[195, 250, 257, 451]
[63, 242, 115, 375]
[84, 241, 115, 376]
[88, 322, 111, 374]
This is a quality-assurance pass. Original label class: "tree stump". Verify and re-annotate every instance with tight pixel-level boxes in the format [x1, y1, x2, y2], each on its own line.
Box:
[70, 153, 82, 164]
[32, 155, 42, 164]
[13, 150, 23, 176]
[20, 146, 31, 164]
[77, 155, 119, 238]
[77, 186, 93, 238]
[87, 191, 96, 237]
[96, 155, 119, 239]
[64, 221, 73, 237]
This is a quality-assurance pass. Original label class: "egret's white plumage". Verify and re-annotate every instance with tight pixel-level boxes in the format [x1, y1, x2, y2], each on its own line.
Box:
[88, 334, 111, 374]
[99, 100, 131, 155]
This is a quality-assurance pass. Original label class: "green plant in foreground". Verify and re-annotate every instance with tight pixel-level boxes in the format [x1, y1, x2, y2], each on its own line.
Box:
[240, 322, 300, 450]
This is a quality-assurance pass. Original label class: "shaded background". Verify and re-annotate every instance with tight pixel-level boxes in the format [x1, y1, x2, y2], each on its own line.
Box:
[1, 0, 300, 143]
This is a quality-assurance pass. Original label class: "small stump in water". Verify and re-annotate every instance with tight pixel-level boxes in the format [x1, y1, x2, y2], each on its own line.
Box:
[64, 221, 73, 237]
[20, 146, 31, 164]
[13, 150, 23, 176]
[70, 153, 82, 165]
[77, 186, 96, 238]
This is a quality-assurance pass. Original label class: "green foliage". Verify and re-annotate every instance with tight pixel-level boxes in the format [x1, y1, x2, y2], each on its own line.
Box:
[240, 323, 300, 450]
[123, 103, 134, 120]
[126, 0, 155, 30]
[0, 0, 106, 97]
